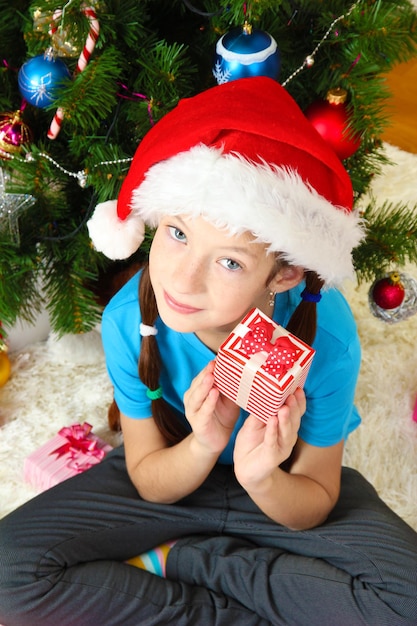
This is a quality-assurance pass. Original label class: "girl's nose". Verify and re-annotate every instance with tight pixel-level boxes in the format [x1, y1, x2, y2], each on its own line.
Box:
[172, 254, 205, 294]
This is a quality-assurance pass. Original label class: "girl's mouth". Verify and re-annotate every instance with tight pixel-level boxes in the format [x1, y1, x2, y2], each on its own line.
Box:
[164, 291, 202, 314]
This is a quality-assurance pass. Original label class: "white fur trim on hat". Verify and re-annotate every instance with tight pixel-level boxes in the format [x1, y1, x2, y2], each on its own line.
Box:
[131, 145, 364, 286]
[87, 199, 145, 260]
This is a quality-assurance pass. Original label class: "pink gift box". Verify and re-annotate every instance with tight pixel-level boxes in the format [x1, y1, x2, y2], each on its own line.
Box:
[24, 422, 113, 492]
[214, 308, 315, 423]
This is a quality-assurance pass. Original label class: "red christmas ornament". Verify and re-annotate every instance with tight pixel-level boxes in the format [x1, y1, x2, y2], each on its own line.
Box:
[371, 272, 405, 310]
[304, 88, 361, 160]
[0, 110, 33, 159]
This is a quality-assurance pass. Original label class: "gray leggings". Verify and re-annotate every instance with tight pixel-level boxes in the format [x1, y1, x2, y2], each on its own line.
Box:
[0, 446, 416, 626]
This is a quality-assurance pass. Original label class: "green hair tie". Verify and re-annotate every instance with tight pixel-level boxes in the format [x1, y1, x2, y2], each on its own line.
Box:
[146, 386, 163, 400]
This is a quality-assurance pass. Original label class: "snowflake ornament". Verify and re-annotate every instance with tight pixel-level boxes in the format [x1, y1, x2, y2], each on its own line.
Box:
[212, 61, 232, 85]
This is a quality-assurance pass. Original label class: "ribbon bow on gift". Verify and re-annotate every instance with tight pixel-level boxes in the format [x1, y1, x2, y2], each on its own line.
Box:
[241, 319, 301, 377]
[49, 422, 106, 470]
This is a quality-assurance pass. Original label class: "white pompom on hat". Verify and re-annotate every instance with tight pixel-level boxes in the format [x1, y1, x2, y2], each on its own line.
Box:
[86, 199, 145, 260]
[87, 76, 364, 286]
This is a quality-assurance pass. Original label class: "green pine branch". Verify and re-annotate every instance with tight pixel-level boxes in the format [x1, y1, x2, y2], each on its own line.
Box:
[0, 244, 41, 328]
[40, 235, 104, 336]
[45, 48, 122, 137]
[354, 200, 417, 283]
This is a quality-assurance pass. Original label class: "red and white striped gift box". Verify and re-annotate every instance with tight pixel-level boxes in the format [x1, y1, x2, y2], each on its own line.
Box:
[213, 308, 315, 423]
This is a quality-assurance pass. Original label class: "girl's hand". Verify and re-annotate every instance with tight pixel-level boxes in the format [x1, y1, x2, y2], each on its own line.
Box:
[183, 361, 240, 456]
[233, 387, 306, 488]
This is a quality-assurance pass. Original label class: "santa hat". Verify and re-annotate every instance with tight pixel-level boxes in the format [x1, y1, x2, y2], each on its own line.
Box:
[87, 76, 364, 286]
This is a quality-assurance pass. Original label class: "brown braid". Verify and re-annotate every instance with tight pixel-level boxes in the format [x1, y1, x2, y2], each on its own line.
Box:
[108, 398, 122, 432]
[138, 263, 189, 445]
[285, 270, 324, 345]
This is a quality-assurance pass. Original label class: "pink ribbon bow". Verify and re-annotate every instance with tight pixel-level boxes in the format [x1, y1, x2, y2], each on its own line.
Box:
[241, 320, 301, 377]
[50, 422, 105, 469]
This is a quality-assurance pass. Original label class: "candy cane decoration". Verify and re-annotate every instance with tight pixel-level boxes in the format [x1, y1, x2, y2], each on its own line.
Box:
[48, 6, 100, 140]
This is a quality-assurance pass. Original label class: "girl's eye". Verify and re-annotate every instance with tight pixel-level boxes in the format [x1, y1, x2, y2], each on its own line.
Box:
[219, 258, 242, 271]
[168, 226, 187, 242]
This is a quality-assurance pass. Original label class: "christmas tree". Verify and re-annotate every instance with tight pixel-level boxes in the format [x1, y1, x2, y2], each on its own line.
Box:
[1, 0, 417, 337]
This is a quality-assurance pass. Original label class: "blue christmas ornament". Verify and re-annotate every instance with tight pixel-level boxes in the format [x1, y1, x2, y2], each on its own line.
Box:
[18, 48, 71, 109]
[213, 23, 280, 85]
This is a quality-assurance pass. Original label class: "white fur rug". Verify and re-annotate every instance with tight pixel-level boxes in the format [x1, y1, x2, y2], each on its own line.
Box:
[0, 143, 416, 531]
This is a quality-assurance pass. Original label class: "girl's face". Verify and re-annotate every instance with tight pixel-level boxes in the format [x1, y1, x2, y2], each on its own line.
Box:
[149, 214, 300, 351]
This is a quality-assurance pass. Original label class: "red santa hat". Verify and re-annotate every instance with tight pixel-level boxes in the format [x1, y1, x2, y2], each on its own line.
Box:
[87, 76, 363, 286]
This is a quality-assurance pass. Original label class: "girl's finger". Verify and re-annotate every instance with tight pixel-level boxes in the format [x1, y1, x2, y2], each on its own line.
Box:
[291, 387, 307, 414]
[185, 362, 215, 406]
[263, 413, 279, 448]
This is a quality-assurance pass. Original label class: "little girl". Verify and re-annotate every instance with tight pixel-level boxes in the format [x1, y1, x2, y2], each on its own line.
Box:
[0, 76, 416, 625]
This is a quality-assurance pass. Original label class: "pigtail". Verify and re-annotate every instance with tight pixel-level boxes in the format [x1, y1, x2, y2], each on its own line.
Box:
[138, 263, 188, 445]
[285, 271, 324, 346]
[108, 398, 122, 431]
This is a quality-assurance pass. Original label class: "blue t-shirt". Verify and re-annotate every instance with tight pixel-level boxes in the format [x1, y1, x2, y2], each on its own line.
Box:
[101, 270, 361, 464]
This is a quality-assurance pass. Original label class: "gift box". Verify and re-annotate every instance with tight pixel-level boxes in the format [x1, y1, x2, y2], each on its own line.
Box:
[24, 422, 113, 492]
[213, 308, 315, 423]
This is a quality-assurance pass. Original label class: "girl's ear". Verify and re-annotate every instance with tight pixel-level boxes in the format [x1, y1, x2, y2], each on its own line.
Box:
[268, 265, 305, 293]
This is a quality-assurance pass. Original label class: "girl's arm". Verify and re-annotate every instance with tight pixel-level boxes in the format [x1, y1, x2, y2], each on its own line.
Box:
[121, 413, 218, 503]
[122, 361, 240, 503]
[233, 401, 344, 530]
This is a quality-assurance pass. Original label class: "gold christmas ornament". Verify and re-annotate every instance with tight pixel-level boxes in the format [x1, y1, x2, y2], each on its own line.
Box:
[33, 8, 51, 32]
[51, 25, 82, 58]
[0, 333, 10, 387]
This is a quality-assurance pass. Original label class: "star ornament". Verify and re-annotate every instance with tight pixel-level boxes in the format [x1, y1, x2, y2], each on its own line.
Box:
[0, 167, 36, 245]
